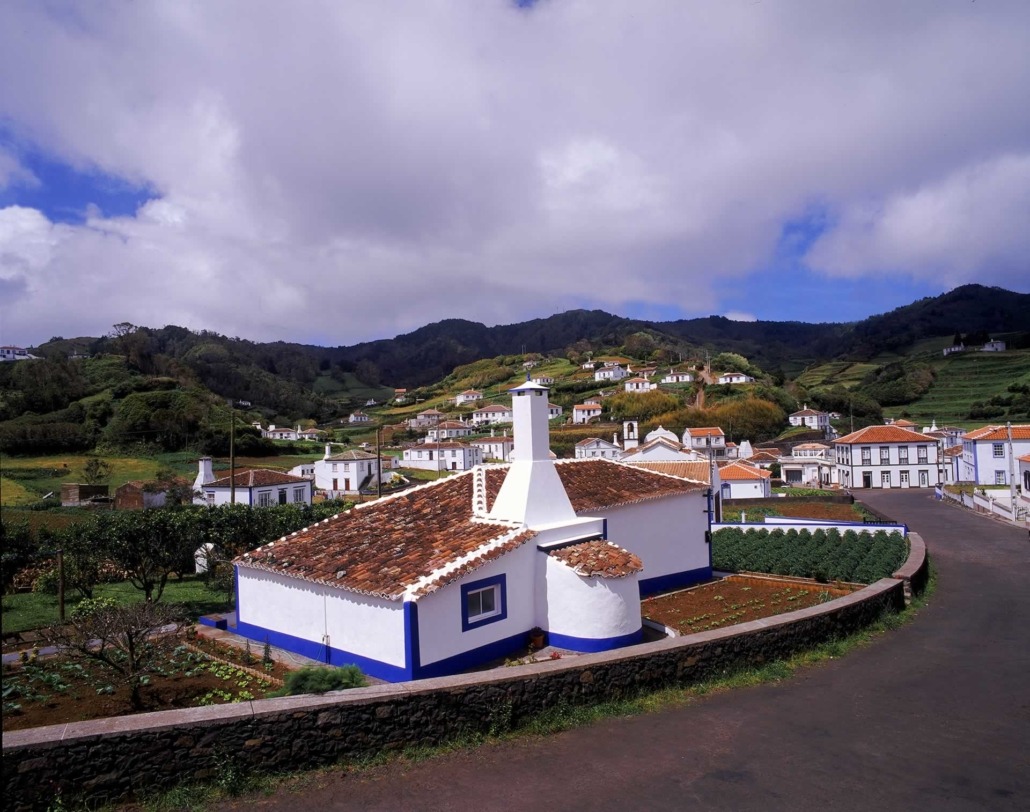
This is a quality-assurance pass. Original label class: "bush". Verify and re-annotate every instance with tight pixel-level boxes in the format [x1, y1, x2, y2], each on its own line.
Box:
[276, 665, 367, 696]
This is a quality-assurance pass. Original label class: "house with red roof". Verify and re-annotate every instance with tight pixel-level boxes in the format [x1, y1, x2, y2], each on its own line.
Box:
[230, 381, 712, 682]
[682, 426, 728, 459]
[471, 403, 514, 426]
[833, 425, 942, 489]
[575, 437, 622, 460]
[193, 458, 313, 506]
[402, 441, 484, 471]
[717, 461, 772, 499]
[289, 446, 393, 497]
[572, 403, 603, 424]
[958, 424, 1030, 486]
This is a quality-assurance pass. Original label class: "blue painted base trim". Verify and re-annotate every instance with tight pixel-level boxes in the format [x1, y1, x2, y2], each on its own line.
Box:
[639, 565, 712, 597]
[414, 630, 529, 680]
[233, 619, 413, 682]
[548, 627, 642, 653]
[198, 614, 227, 630]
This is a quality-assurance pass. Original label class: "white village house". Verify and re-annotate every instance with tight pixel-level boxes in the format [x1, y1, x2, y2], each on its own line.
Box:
[958, 424, 1030, 486]
[231, 381, 712, 682]
[471, 404, 514, 426]
[575, 437, 622, 460]
[469, 435, 515, 462]
[834, 425, 942, 489]
[193, 458, 313, 507]
[788, 405, 831, 432]
[572, 403, 603, 424]
[717, 460, 773, 499]
[402, 441, 484, 471]
[717, 372, 756, 385]
[289, 446, 394, 497]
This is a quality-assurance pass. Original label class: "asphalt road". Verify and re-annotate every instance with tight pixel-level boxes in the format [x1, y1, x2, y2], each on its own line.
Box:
[212, 490, 1030, 812]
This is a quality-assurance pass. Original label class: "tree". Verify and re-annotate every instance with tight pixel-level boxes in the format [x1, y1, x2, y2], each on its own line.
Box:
[82, 456, 112, 485]
[0, 520, 37, 595]
[102, 510, 199, 602]
[38, 598, 186, 710]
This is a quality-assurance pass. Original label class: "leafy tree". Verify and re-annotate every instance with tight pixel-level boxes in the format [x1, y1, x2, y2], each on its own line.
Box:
[38, 598, 186, 710]
[713, 352, 750, 374]
[0, 520, 37, 594]
[82, 456, 112, 485]
[101, 510, 199, 602]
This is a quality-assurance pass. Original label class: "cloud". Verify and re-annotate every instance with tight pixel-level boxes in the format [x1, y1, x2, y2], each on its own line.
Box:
[723, 311, 757, 323]
[0, 1, 1028, 346]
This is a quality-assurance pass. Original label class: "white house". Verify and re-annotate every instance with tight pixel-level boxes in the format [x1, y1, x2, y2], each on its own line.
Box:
[682, 427, 727, 459]
[619, 436, 703, 463]
[0, 346, 37, 362]
[231, 380, 712, 682]
[263, 424, 300, 441]
[402, 441, 484, 471]
[455, 390, 483, 406]
[982, 340, 1007, 352]
[290, 446, 392, 497]
[958, 424, 1030, 486]
[789, 405, 831, 431]
[575, 437, 622, 460]
[594, 365, 629, 382]
[349, 411, 372, 424]
[297, 428, 327, 441]
[623, 377, 656, 393]
[426, 420, 474, 442]
[778, 443, 837, 487]
[193, 458, 313, 507]
[834, 425, 942, 489]
[470, 435, 515, 462]
[548, 402, 563, 420]
[718, 461, 772, 499]
[472, 404, 514, 426]
[572, 403, 603, 424]
[717, 372, 755, 385]
[531, 376, 554, 386]
[408, 408, 445, 429]
[661, 370, 694, 384]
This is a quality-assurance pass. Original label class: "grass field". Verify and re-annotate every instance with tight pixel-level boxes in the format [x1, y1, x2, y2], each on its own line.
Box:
[794, 361, 879, 391]
[903, 350, 1030, 424]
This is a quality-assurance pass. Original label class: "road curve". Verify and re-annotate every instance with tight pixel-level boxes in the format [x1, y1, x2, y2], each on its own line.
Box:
[211, 490, 1030, 812]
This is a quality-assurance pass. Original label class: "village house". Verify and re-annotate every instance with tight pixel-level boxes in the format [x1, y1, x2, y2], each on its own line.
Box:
[958, 424, 1030, 486]
[717, 461, 772, 499]
[661, 369, 694, 384]
[469, 435, 515, 462]
[789, 405, 831, 431]
[572, 403, 603, 424]
[408, 408, 446, 429]
[0, 346, 37, 362]
[623, 377, 656, 393]
[717, 372, 756, 385]
[547, 402, 563, 420]
[531, 375, 554, 386]
[348, 411, 372, 424]
[454, 389, 483, 406]
[778, 443, 837, 488]
[575, 437, 622, 460]
[833, 425, 942, 489]
[262, 424, 300, 441]
[619, 436, 704, 463]
[232, 380, 712, 682]
[471, 404, 514, 426]
[193, 458, 313, 506]
[594, 365, 629, 382]
[289, 446, 393, 497]
[402, 441, 484, 471]
[426, 420, 475, 442]
[682, 427, 728, 459]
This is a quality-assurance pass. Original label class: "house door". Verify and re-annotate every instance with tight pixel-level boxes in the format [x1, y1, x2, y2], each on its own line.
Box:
[278, 489, 287, 505]
[862, 472, 872, 489]
[344, 478, 350, 491]
[332, 478, 338, 491]
[900, 471, 910, 489]
[451, 462, 457, 470]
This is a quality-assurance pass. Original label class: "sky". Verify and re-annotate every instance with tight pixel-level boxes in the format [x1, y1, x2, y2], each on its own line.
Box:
[1, 1, 1029, 350]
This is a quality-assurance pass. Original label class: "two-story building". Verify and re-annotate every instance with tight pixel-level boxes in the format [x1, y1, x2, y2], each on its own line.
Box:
[681, 427, 727, 459]
[194, 458, 313, 506]
[471, 404, 514, 426]
[572, 403, 603, 424]
[834, 425, 941, 489]
[789, 405, 831, 432]
[402, 441, 484, 471]
[958, 425, 1030, 486]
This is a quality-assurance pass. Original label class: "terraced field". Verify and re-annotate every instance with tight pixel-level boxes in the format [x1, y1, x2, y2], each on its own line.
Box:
[907, 350, 1030, 424]
[794, 361, 879, 391]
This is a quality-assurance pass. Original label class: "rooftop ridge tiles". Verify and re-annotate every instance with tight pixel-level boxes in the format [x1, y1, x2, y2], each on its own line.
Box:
[405, 524, 534, 599]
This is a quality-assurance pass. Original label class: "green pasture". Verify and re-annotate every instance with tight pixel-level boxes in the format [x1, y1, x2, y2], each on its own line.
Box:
[903, 350, 1030, 424]
[794, 361, 878, 391]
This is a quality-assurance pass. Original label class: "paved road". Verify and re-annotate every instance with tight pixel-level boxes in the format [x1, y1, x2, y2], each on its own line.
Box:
[213, 491, 1030, 811]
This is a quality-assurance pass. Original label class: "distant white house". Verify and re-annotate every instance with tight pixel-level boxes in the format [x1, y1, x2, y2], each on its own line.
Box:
[982, 340, 1006, 352]
[547, 402, 563, 420]
[682, 427, 727, 458]
[263, 424, 300, 441]
[623, 377, 656, 393]
[575, 437, 622, 460]
[469, 435, 515, 462]
[290, 446, 394, 497]
[455, 390, 483, 406]
[594, 365, 629, 382]
[0, 346, 37, 362]
[349, 411, 372, 424]
[717, 372, 755, 385]
[231, 380, 712, 682]
[408, 409, 445, 429]
[426, 420, 474, 442]
[531, 376, 554, 386]
[958, 424, 1030, 486]
[472, 404, 514, 426]
[661, 370, 694, 384]
[789, 405, 831, 431]
[779, 443, 836, 487]
[402, 441, 484, 471]
[193, 458, 313, 507]
[572, 403, 603, 424]
[718, 461, 772, 499]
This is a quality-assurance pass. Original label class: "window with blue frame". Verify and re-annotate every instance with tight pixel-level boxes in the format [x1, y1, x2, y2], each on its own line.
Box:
[461, 574, 507, 631]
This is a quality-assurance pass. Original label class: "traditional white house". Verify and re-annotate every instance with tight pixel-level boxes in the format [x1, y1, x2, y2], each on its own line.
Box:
[1018, 453, 1030, 517]
[471, 404, 514, 426]
[408, 408, 446, 429]
[231, 381, 712, 682]
[682, 427, 728, 459]
[594, 365, 629, 382]
[531, 376, 554, 386]
[717, 372, 755, 385]
[982, 340, 1007, 352]
[290, 446, 393, 497]
[661, 370, 694, 384]
[470, 435, 515, 462]
[958, 425, 1030, 486]
[789, 405, 831, 431]
[349, 411, 372, 424]
[263, 425, 300, 441]
[746, 450, 781, 470]
[193, 458, 313, 507]
[834, 425, 942, 489]
[718, 461, 772, 499]
[426, 420, 474, 442]
[778, 443, 836, 487]
[455, 390, 483, 406]
[575, 437, 622, 460]
[623, 377, 656, 393]
[402, 441, 484, 471]
[0, 346, 37, 362]
[619, 436, 703, 463]
[572, 403, 603, 424]
[547, 402, 563, 420]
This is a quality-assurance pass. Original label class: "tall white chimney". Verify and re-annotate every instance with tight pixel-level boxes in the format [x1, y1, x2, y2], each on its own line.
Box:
[194, 457, 214, 492]
[488, 380, 575, 527]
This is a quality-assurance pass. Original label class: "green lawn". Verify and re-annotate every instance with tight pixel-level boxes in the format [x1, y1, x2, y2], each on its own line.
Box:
[2, 575, 233, 635]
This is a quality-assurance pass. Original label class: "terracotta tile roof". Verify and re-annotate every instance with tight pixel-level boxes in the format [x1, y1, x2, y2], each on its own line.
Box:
[435, 420, 470, 429]
[892, 419, 917, 427]
[206, 469, 310, 488]
[476, 405, 511, 413]
[625, 460, 713, 484]
[618, 437, 685, 457]
[963, 425, 1030, 441]
[326, 449, 377, 461]
[794, 443, 830, 450]
[719, 461, 772, 481]
[944, 445, 963, 457]
[573, 404, 602, 411]
[835, 425, 931, 444]
[237, 472, 533, 600]
[684, 427, 725, 437]
[1018, 453, 1030, 463]
[791, 408, 823, 416]
[625, 377, 648, 383]
[549, 540, 643, 579]
[551, 459, 705, 510]
[748, 451, 780, 462]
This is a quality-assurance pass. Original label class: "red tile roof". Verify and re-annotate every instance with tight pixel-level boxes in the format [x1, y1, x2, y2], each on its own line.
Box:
[718, 461, 772, 481]
[963, 425, 1030, 441]
[684, 427, 724, 437]
[549, 540, 642, 579]
[625, 460, 713, 484]
[206, 469, 310, 488]
[835, 425, 931, 444]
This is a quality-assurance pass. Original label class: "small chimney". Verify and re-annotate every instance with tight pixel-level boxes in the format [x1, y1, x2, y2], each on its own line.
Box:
[194, 457, 214, 492]
[324, 443, 332, 459]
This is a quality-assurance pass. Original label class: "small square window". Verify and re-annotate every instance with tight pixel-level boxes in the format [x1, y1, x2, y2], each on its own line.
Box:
[461, 574, 507, 631]
[993, 443, 1005, 458]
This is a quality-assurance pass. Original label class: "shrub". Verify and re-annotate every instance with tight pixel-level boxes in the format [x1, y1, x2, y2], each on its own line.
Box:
[277, 665, 367, 696]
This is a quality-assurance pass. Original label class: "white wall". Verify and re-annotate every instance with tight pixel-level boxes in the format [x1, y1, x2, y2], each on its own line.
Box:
[543, 556, 641, 641]
[237, 568, 406, 667]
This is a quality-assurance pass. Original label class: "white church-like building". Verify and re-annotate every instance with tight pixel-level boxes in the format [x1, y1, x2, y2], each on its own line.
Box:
[231, 381, 713, 682]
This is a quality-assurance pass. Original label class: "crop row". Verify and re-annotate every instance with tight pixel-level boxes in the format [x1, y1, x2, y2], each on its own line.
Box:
[712, 527, 908, 584]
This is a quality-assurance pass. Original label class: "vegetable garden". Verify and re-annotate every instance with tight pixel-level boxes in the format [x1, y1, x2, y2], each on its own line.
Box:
[713, 527, 908, 584]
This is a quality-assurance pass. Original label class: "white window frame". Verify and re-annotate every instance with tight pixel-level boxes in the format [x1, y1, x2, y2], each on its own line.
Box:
[466, 585, 500, 622]
[993, 443, 1005, 458]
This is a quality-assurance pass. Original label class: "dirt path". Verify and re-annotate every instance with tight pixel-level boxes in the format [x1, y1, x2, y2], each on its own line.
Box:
[207, 490, 1030, 811]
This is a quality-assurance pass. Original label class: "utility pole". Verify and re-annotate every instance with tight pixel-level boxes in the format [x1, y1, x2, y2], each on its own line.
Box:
[376, 426, 383, 498]
[229, 401, 236, 505]
[1008, 422, 1017, 508]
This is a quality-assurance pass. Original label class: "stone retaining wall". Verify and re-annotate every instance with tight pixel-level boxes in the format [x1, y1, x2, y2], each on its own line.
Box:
[3, 574, 918, 811]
